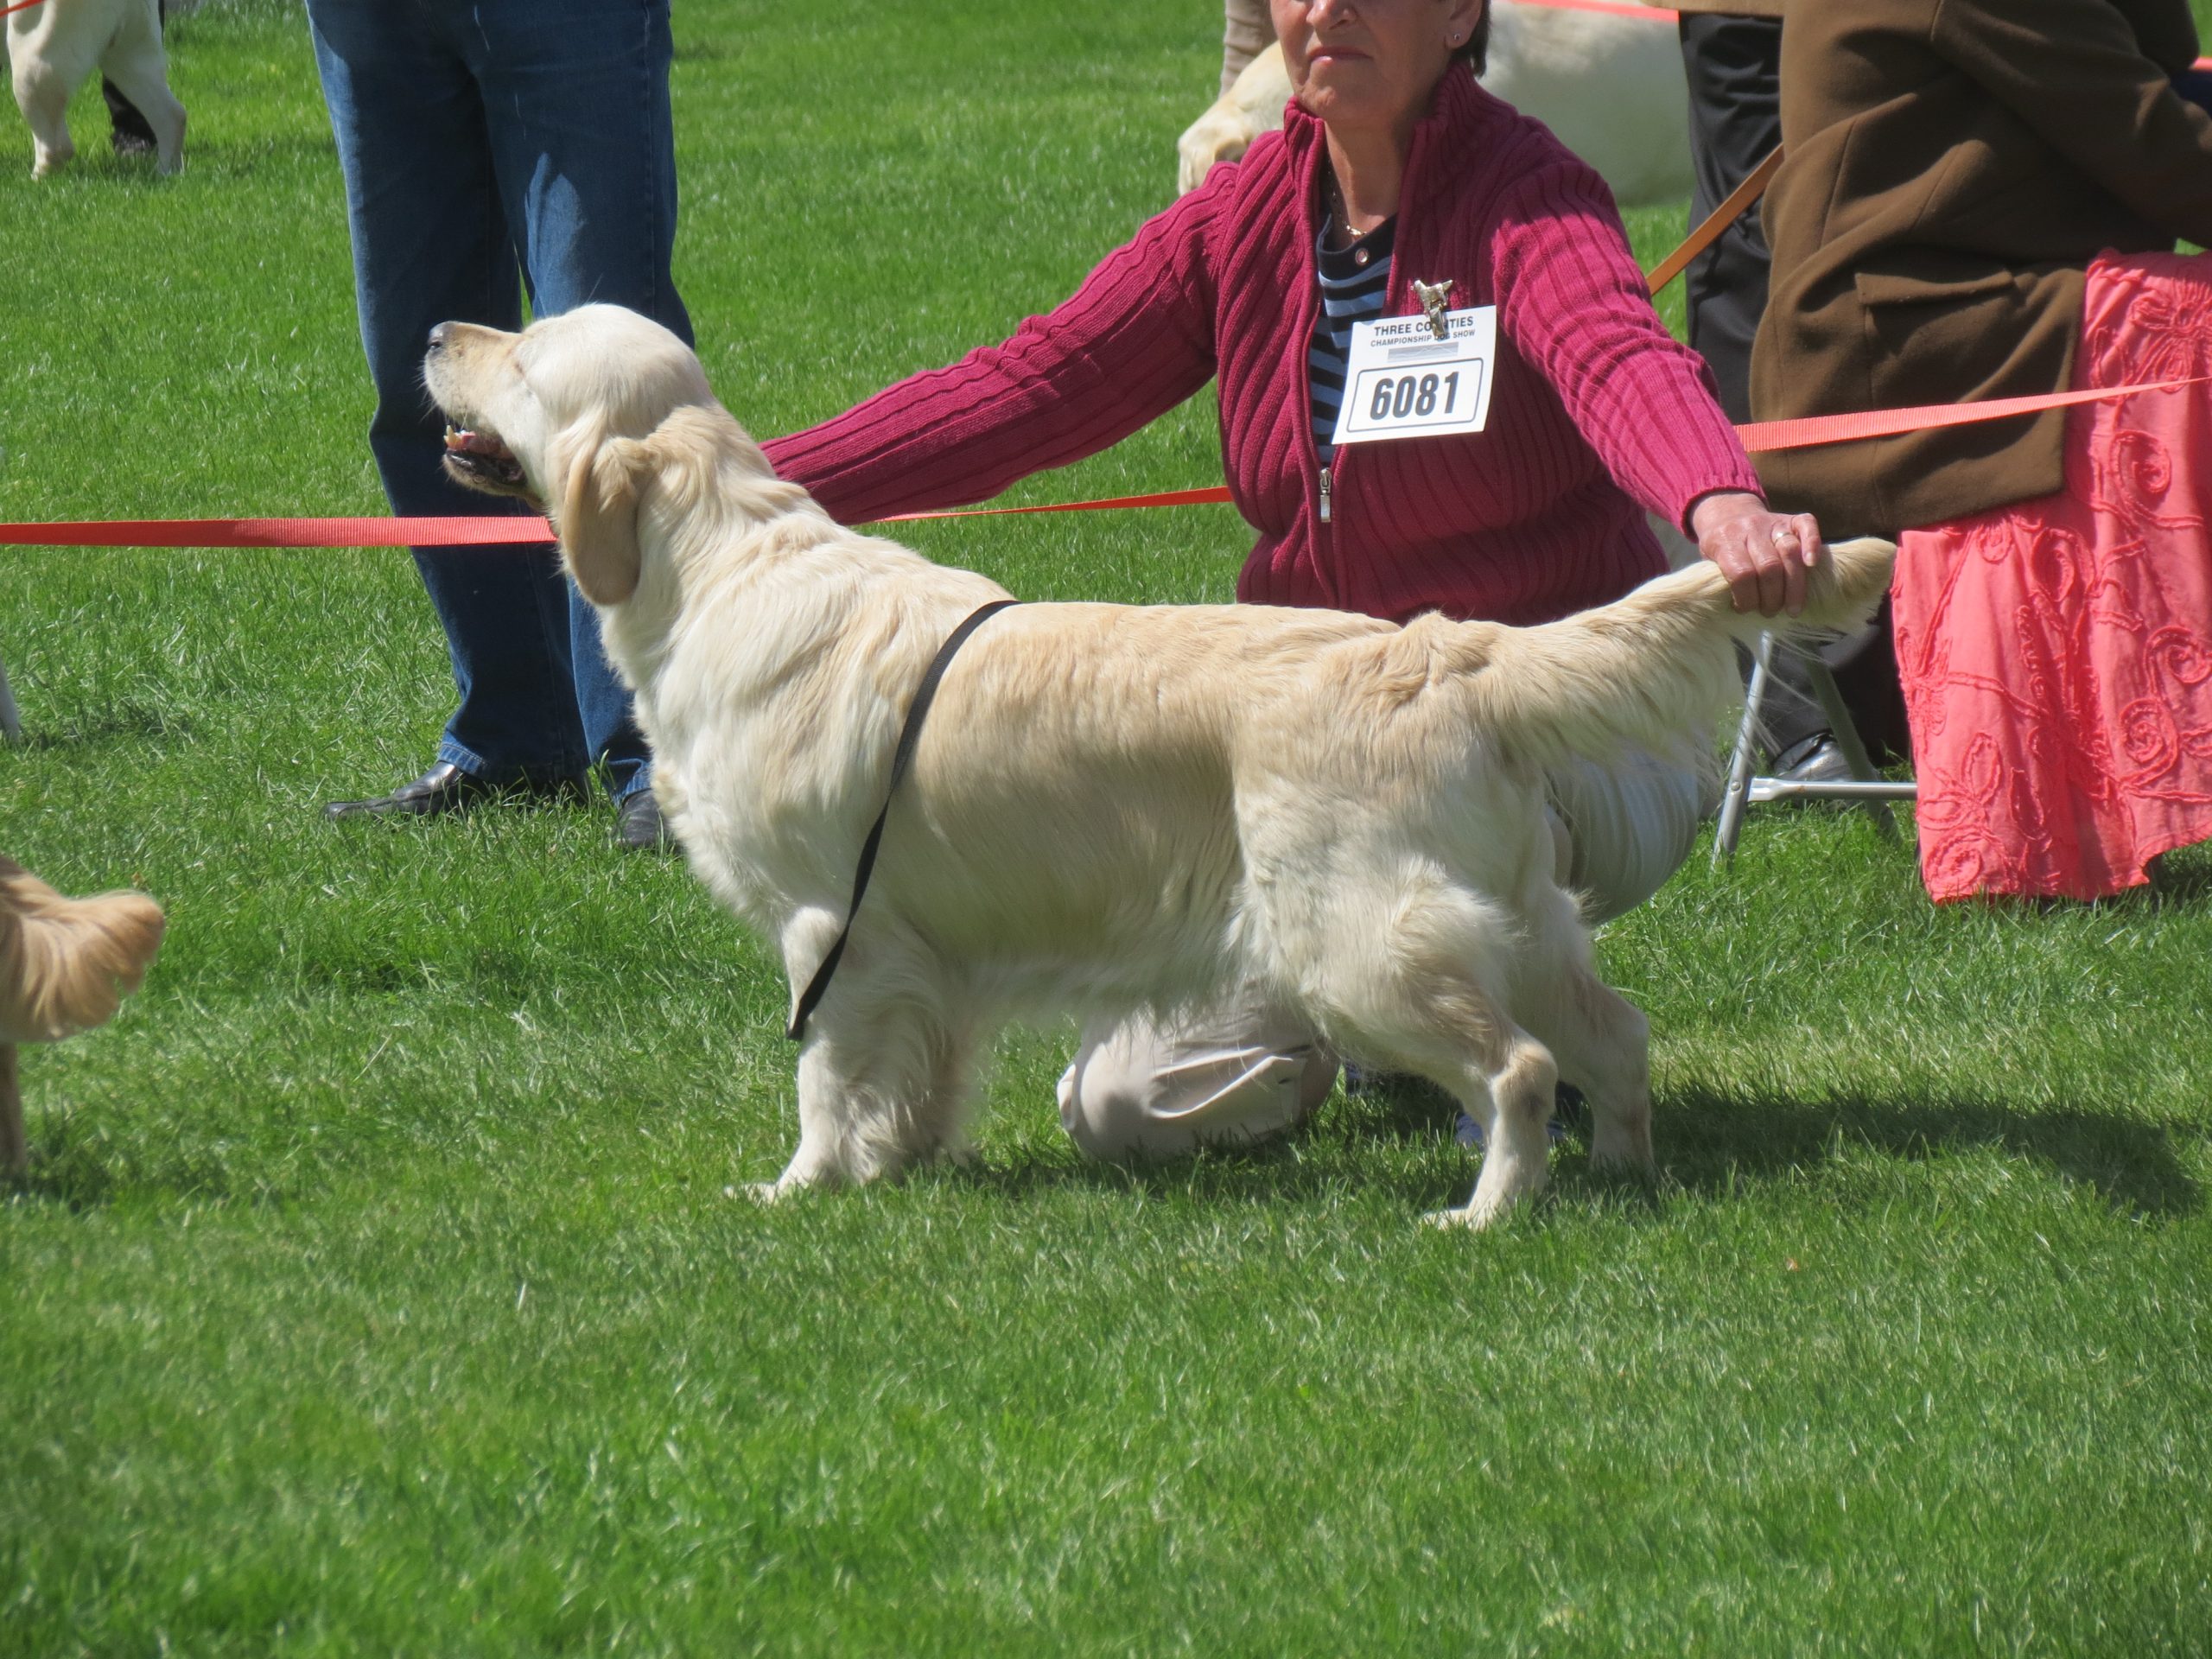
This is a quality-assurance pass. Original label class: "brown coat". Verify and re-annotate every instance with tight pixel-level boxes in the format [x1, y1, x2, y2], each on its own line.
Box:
[1748, 0, 2212, 536]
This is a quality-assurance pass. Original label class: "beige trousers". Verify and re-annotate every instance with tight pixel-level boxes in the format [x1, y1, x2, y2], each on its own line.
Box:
[1057, 749, 1705, 1158]
[1220, 0, 1273, 92]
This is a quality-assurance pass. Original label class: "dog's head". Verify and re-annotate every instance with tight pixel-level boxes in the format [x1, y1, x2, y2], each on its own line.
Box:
[424, 304, 718, 607]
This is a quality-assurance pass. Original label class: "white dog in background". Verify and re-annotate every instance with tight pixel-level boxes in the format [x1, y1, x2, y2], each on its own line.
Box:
[7, 0, 185, 178]
[1178, 0, 1690, 205]
[425, 306, 1891, 1230]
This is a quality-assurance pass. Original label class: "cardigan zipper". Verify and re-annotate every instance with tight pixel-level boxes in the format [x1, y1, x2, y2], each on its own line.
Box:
[1298, 211, 1337, 545]
[1300, 113, 1436, 547]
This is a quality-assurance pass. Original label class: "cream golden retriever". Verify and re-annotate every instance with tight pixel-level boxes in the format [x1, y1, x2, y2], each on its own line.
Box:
[0, 855, 165, 1173]
[7, 0, 185, 178]
[426, 304, 1891, 1228]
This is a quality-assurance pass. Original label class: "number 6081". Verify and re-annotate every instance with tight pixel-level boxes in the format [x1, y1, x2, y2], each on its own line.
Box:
[1368, 370, 1460, 422]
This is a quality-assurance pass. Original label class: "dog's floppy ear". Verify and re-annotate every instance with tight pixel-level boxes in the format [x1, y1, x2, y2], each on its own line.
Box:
[556, 422, 655, 607]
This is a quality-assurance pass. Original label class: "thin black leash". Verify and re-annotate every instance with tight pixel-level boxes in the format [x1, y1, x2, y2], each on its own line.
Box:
[786, 599, 1020, 1043]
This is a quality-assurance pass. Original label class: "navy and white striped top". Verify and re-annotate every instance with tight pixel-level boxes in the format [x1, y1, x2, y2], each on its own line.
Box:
[1308, 216, 1396, 465]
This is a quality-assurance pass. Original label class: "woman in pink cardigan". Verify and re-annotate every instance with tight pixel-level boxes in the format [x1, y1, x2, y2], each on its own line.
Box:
[763, 0, 1828, 1158]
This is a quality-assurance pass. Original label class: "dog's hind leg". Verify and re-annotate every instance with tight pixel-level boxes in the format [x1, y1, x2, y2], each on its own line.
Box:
[13, 57, 79, 179]
[1370, 1000, 1557, 1230]
[1507, 890, 1655, 1174]
[1317, 881, 1560, 1229]
[1415, 1013, 1559, 1230]
[1548, 969, 1653, 1173]
[99, 8, 185, 176]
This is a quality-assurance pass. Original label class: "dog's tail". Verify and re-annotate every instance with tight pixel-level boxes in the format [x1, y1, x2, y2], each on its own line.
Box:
[0, 858, 167, 1045]
[1408, 537, 1897, 769]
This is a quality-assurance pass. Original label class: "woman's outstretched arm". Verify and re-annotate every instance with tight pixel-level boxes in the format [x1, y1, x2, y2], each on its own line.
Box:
[761, 168, 1233, 525]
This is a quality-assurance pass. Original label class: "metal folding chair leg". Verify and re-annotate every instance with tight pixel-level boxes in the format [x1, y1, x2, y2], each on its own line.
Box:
[1713, 631, 1917, 868]
[1712, 633, 1771, 867]
[0, 653, 18, 744]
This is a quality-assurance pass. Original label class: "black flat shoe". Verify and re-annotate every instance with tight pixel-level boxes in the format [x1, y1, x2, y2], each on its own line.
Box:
[614, 788, 676, 852]
[1772, 733, 1855, 786]
[323, 762, 585, 821]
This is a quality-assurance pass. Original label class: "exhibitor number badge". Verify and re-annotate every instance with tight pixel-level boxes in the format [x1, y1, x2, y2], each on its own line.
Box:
[1330, 305, 1497, 446]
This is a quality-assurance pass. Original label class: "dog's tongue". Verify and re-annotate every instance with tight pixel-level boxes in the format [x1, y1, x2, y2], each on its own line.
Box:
[443, 425, 512, 458]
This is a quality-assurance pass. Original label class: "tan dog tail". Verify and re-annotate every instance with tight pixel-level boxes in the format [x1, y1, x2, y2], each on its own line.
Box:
[0, 858, 167, 1045]
[1427, 537, 1897, 770]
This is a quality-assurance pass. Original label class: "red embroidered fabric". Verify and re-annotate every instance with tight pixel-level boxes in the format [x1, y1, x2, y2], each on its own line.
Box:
[1894, 252, 2212, 903]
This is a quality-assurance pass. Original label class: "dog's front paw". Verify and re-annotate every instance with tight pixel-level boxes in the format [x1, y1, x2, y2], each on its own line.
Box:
[1422, 1195, 1510, 1231]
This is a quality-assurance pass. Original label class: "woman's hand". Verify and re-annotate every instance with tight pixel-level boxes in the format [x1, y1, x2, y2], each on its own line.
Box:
[1688, 490, 1827, 618]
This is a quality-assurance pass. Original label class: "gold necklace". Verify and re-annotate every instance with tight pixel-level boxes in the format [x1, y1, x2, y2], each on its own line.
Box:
[1326, 172, 1377, 247]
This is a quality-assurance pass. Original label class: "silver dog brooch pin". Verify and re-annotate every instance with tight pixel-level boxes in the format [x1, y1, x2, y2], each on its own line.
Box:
[1414, 278, 1453, 340]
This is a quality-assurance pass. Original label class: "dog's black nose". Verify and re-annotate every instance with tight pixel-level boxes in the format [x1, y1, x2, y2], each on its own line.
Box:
[427, 322, 453, 351]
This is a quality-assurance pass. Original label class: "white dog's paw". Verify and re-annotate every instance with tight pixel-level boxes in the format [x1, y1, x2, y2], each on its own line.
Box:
[1422, 1198, 1505, 1231]
[1422, 1206, 1491, 1230]
[1423, 1173, 1538, 1230]
[727, 1181, 787, 1205]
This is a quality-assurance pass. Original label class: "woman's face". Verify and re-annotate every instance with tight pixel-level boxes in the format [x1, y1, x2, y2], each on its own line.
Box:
[1271, 0, 1481, 140]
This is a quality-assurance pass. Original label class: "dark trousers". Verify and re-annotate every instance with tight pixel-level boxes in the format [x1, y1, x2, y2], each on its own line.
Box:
[1680, 16, 1910, 765]
[306, 0, 693, 799]
[1680, 15, 1779, 428]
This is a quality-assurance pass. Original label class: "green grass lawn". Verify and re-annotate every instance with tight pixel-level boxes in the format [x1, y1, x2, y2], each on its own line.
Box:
[5, 3, 2211, 1653]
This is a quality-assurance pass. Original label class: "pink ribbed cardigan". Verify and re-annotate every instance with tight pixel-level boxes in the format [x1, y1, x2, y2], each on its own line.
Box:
[762, 66, 1762, 626]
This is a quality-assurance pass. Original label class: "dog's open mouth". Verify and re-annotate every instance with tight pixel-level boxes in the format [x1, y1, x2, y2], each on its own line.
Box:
[442, 423, 528, 492]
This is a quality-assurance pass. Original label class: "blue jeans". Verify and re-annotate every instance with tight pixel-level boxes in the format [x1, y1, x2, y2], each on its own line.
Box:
[306, 0, 693, 801]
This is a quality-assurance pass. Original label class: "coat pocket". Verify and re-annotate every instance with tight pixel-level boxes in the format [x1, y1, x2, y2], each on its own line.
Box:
[1854, 266, 2032, 403]
[1853, 269, 2020, 310]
